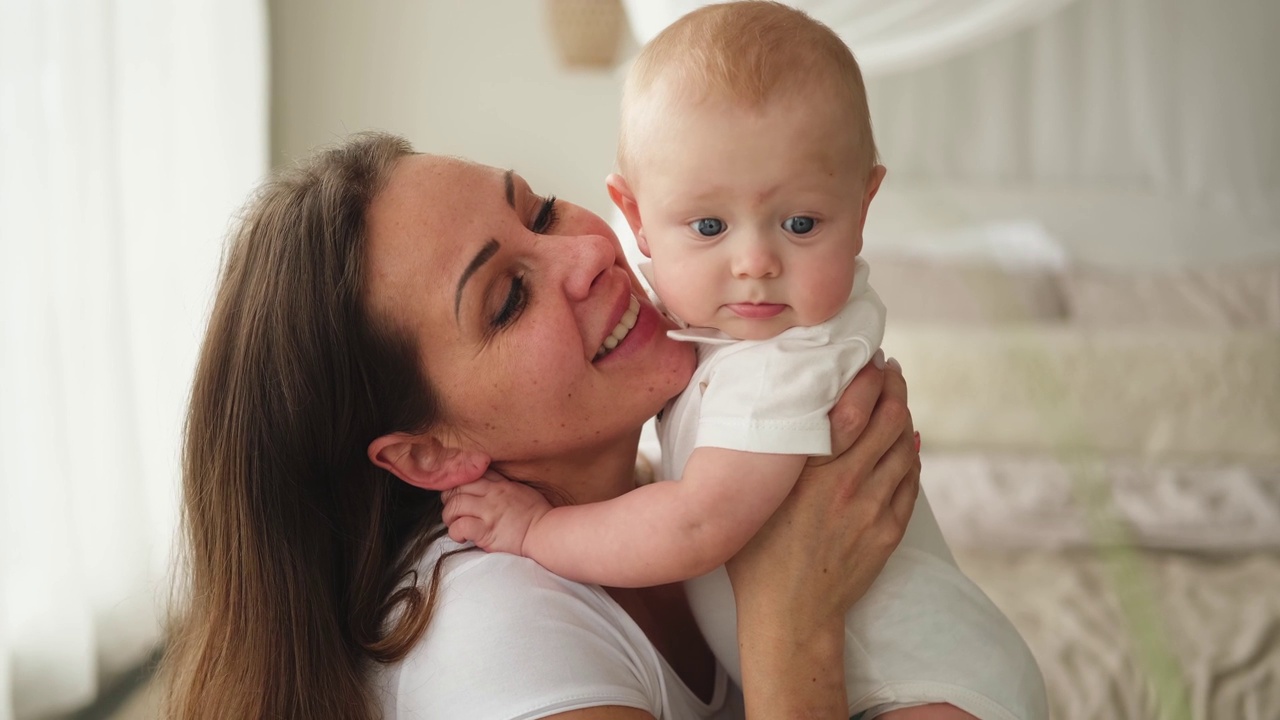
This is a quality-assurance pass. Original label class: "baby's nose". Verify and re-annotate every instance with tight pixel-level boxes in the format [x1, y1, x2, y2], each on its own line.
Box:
[731, 239, 781, 279]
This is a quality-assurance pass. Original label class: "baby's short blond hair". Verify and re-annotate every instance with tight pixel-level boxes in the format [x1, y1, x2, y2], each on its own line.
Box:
[618, 1, 878, 176]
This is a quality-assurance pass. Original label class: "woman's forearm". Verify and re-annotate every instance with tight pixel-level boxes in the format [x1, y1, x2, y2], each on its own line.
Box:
[724, 360, 919, 719]
[738, 611, 848, 718]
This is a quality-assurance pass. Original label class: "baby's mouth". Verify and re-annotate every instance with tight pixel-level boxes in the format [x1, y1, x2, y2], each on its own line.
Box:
[727, 302, 786, 319]
[594, 294, 640, 360]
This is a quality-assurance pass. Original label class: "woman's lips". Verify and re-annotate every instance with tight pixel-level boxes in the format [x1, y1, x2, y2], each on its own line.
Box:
[726, 302, 786, 319]
[594, 294, 640, 359]
[594, 297, 659, 365]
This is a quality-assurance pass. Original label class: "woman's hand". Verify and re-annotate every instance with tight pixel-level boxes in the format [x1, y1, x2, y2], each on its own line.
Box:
[727, 353, 920, 718]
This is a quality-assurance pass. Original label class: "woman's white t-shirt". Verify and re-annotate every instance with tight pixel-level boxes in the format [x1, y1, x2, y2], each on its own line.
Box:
[370, 537, 743, 720]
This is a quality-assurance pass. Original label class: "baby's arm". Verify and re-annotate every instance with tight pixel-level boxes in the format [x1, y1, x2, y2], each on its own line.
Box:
[444, 449, 806, 588]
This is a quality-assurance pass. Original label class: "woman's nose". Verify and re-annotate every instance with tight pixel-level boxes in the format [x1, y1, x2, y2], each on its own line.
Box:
[557, 229, 615, 301]
[731, 237, 781, 279]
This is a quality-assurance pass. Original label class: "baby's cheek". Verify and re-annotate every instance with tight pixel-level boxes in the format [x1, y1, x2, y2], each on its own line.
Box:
[655, 264, 708, 323]
[799, 265, 856, 323]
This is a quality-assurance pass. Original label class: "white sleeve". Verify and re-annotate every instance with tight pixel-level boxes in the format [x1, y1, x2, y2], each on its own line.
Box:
[696, 293, 883, 457]
[386, 551, 664, 720]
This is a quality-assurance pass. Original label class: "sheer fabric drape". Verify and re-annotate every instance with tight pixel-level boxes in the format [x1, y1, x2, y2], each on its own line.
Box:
[865, 0, 1280, 226]
[621, 0, 1084, 75]
[0, 1, 267, 717]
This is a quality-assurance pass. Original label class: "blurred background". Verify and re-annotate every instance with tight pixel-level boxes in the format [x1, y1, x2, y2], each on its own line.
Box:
[1, 1, 1276, 718]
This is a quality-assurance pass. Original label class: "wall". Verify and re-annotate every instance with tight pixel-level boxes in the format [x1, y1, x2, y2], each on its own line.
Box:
[269, 0, 632, 219]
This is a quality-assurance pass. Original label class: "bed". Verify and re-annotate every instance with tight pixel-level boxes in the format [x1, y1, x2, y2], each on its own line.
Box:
[865, 183, 1280, 720]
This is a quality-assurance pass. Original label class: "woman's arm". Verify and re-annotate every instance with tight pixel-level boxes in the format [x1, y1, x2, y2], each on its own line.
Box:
[730, 358, 920, 719]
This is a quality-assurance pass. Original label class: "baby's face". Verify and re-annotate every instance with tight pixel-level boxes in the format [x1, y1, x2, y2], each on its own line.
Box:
[625, 91, 877, 341]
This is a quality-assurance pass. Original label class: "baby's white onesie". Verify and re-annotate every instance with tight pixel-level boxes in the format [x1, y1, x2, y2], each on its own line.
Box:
[654, 258, 1049, 719]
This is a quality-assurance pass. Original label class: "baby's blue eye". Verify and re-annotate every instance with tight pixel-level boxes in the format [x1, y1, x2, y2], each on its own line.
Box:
[783, 216, 816, 235]
[691, 218, 725, 237]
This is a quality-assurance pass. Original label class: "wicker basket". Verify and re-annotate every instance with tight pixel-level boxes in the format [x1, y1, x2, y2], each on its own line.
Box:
[545, 0, 627, 69]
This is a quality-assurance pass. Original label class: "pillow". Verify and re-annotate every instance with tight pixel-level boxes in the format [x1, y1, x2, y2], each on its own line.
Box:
[881, 324, 1280, 463]
[868, 256, 1067, 324]
[921, 452, 1280, 552]
[1064, 262, 1280, 329]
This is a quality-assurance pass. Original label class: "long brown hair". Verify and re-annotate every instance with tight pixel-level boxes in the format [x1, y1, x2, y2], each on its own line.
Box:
[161, 132, 450, 718]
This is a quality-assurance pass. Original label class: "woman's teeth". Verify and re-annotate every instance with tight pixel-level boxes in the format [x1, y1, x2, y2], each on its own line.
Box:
[595, 295, 640, 360]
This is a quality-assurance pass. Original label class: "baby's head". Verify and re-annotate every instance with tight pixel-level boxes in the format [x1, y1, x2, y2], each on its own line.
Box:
[608, 1, 885, 340]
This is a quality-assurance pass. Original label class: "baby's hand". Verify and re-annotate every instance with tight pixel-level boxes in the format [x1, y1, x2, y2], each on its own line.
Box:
[441, 471, 551, 556]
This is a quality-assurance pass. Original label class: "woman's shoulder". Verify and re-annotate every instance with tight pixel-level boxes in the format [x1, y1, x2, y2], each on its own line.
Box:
[429, 537, 602, 596]
[372, 538, 666, 718]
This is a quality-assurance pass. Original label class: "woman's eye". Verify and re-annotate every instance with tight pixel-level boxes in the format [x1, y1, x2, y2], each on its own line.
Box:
[491, 275, 528, 329]
[690, 218, 725, 237]
[783, 216, 817, 235]
[532, 196, 558, 234]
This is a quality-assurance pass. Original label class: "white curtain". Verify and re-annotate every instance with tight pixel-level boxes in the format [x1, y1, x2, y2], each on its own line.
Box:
[865, 0, 1280, 227]
[620, 0, 1083, 76]
[0, 1, 267, 717]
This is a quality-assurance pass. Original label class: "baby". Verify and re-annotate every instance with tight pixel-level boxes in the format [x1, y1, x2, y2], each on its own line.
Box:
[446, 3, 1047, 718]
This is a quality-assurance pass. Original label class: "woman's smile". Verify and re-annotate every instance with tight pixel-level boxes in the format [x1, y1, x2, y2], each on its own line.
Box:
[594, 296, 665, 366]
[594, 294, 640, 360]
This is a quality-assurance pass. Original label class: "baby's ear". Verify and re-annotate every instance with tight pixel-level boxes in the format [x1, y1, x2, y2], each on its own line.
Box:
[861, 166, 887, 225]
[367, 433, 490, 491]
[855, 165, 888, 255]
[606, 173, 650, 257]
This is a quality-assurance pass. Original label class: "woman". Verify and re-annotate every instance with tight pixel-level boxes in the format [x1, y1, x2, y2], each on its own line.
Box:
[161, 132, 921, 719]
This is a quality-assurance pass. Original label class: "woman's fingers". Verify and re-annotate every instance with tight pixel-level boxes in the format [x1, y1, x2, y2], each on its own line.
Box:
[883, 355, 907, 404]
[836, 362, 911, 497]
[890, 447, 921, 528]
[810, 352, 887, 466]
[876, 425, 920, 524]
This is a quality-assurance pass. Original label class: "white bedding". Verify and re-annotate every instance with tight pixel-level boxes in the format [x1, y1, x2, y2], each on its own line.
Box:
[865, 185, 1280, 271]
[882, 324, 1280, 463]
[959, 548, 1280, 720]
[922, 452, 1280, 552]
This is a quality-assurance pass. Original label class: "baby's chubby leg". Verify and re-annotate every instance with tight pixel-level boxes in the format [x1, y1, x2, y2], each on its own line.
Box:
[877, 704, 978, 720]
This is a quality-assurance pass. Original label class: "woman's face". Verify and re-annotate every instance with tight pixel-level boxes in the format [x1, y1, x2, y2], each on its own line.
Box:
[365, 154, 695, 468]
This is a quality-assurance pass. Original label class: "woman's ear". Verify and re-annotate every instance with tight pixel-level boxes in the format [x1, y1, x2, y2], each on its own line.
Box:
[367, 432, 490, 491]
[606, 173, 650, 257]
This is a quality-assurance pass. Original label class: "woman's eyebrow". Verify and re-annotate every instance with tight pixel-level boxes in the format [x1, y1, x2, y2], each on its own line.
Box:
[455, 238, 501, 321]
[504, 169, 515, 207]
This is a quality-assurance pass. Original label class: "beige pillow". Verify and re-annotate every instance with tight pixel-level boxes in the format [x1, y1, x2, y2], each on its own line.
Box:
[868, 256, 1067, 324]
[881, 324, 1280, 463]
[1064, 262, 1280, 329]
